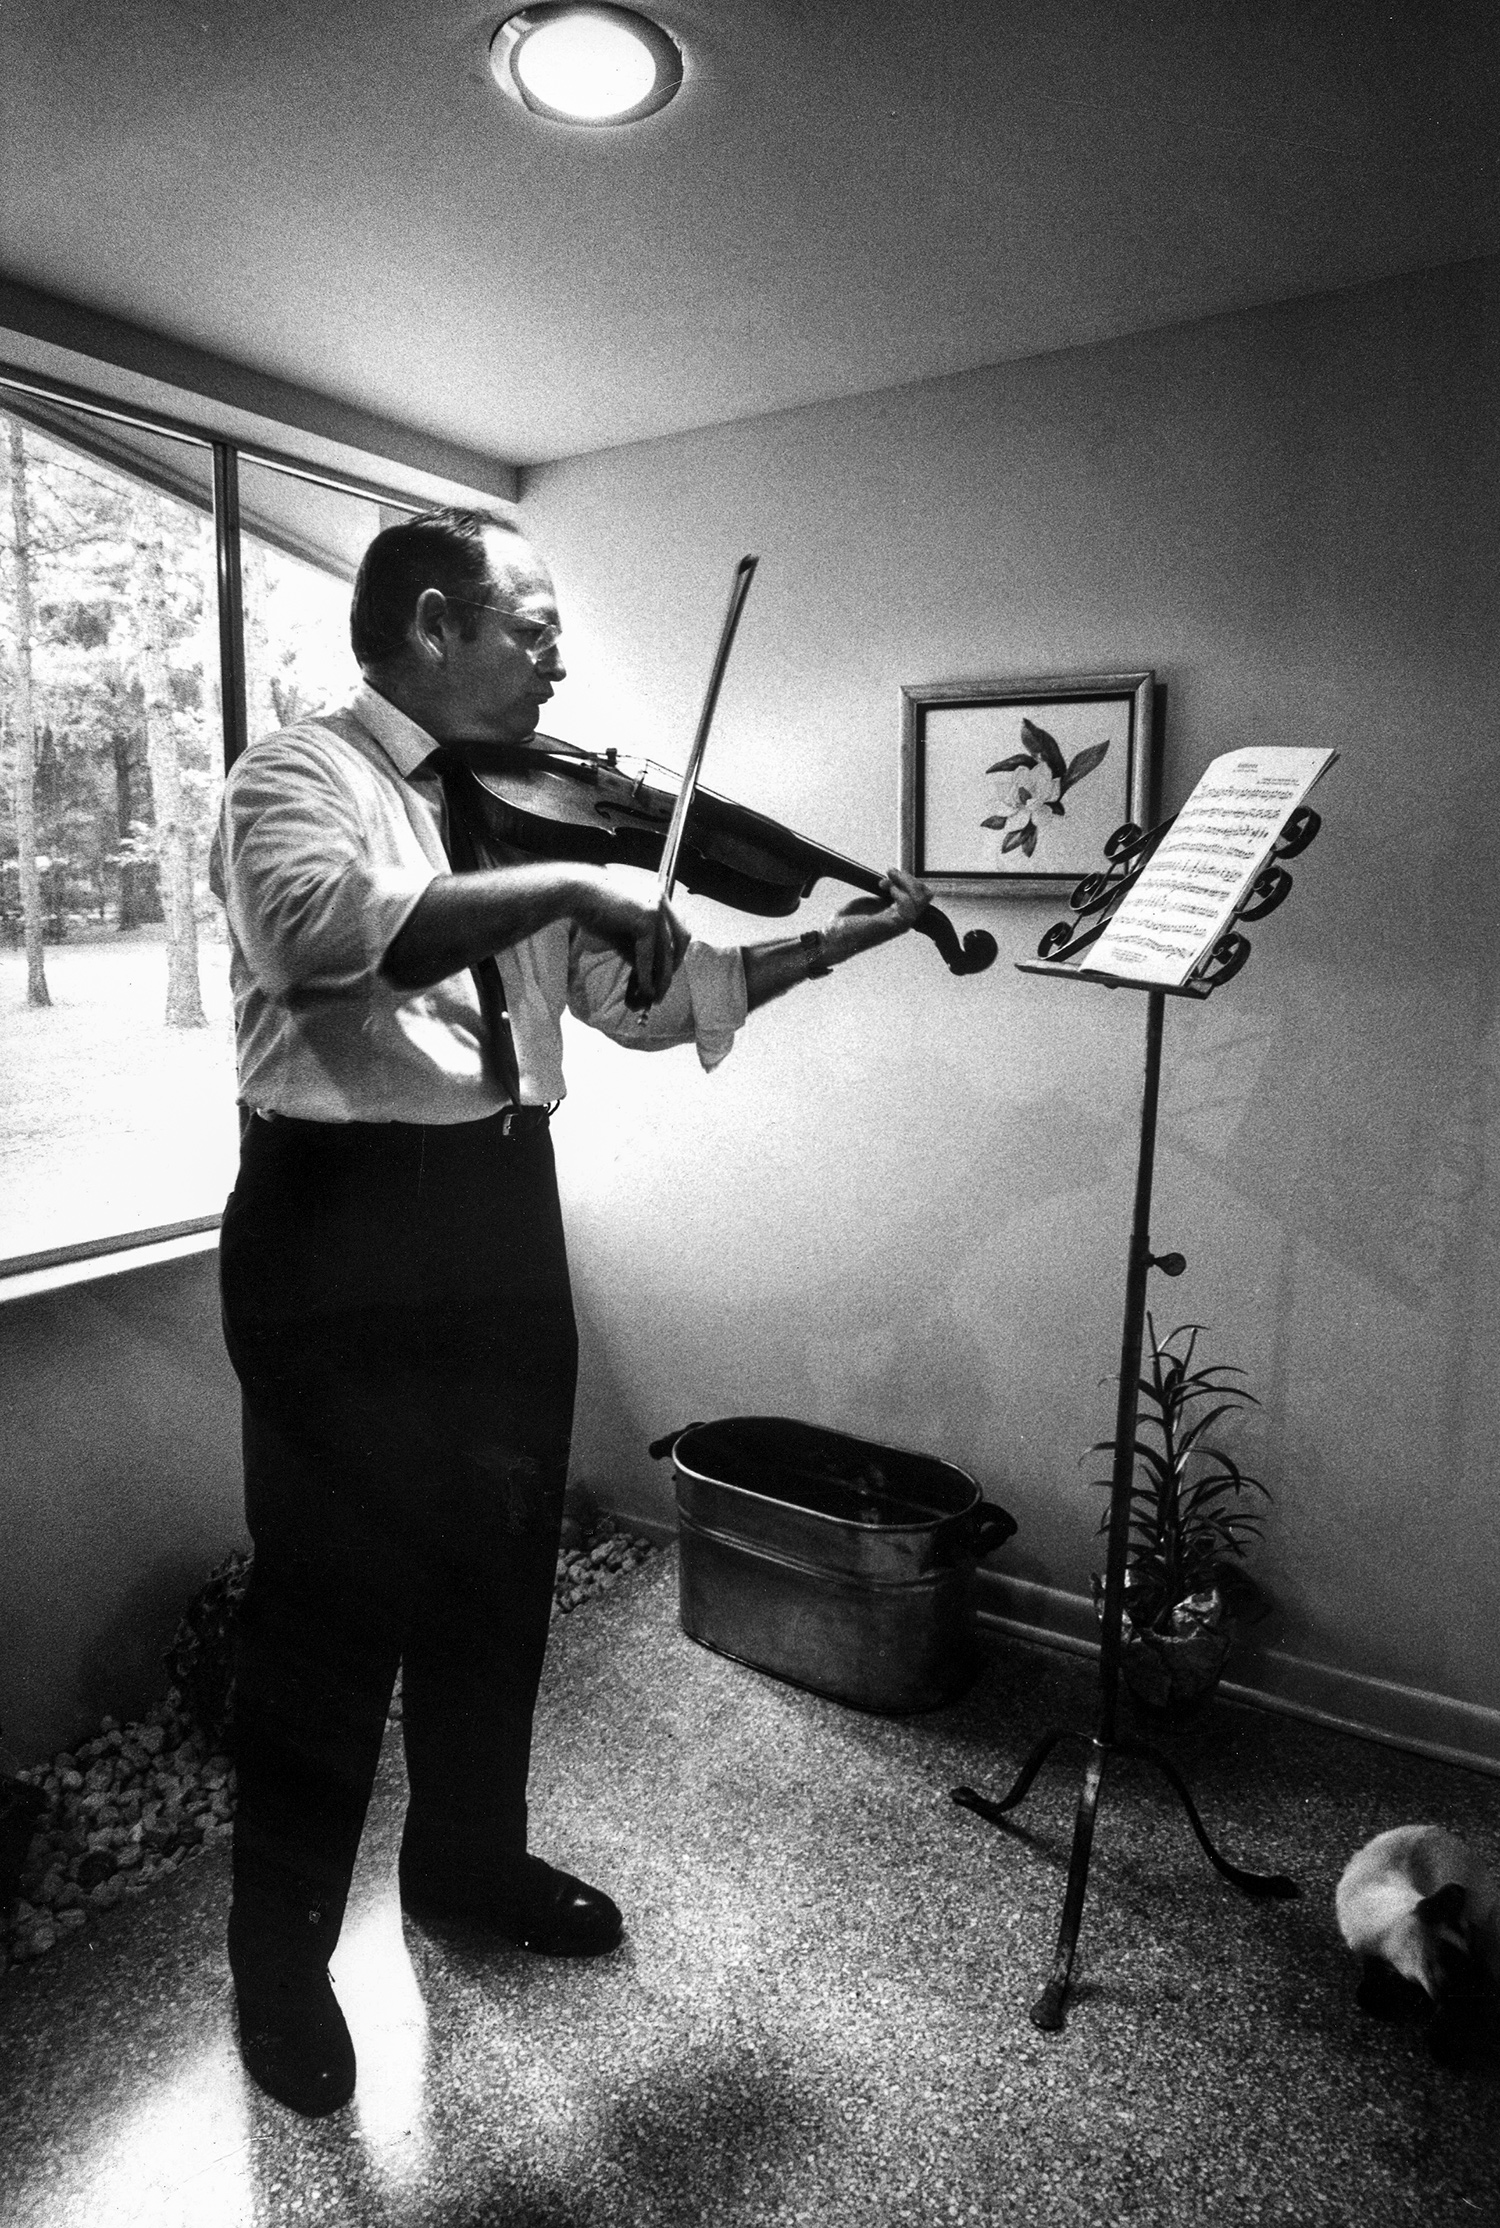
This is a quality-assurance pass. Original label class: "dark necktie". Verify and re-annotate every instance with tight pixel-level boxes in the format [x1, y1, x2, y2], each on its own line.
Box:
[423, 747, 523, 1107]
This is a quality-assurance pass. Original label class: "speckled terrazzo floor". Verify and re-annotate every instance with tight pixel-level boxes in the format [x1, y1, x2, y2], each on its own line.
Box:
[2, 1550, 1498, 2228]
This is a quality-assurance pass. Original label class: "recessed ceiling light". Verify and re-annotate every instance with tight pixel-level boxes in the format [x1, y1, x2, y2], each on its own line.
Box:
[490, 6, 683, 127]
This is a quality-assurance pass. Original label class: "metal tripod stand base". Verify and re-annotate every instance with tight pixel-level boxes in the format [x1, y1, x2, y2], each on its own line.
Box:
[960, 960, 1318, 2032]
[953, 1726, 1299, 2031]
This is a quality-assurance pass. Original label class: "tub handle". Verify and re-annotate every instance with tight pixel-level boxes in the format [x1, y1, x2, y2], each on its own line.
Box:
[971, 1500, 1018, 1559]
[648, 1423, 706, 1461]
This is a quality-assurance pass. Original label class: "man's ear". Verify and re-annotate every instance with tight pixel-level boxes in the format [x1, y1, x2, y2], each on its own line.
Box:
[411, 587, 451, 663]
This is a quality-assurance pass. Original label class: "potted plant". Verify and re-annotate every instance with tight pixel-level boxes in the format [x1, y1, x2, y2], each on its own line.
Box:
[1089, 1317, 1271, 1724]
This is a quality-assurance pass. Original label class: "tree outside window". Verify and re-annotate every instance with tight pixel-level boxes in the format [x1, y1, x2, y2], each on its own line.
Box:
[0, 403, 386, 1263]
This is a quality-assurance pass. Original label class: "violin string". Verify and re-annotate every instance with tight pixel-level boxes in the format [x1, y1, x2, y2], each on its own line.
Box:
[534, 734, 686, 785]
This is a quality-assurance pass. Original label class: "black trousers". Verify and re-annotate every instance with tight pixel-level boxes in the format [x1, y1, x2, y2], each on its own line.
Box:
[219, 1111, 578, 1960]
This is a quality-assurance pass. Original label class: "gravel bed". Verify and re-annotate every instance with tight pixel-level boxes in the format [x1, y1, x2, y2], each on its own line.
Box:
[0, 1519, 660, 1976]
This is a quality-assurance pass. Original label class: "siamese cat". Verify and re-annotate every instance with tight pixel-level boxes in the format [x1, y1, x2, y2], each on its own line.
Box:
[1336, 1825, 1500, 2064]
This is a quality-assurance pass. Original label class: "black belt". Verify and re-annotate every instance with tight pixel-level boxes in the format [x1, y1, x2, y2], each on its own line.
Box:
[496, 1104, 553, 1139]
[252, 1104, 552, 1139]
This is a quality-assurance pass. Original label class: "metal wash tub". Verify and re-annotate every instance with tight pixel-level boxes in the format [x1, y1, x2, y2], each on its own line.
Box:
[650, 1416, 1017, 1714]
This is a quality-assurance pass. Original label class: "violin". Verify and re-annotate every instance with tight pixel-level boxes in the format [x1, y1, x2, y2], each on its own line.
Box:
[458, 734, 999, 978]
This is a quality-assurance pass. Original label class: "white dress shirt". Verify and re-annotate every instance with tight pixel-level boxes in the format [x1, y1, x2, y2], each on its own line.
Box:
[217, 682, 748, 1123]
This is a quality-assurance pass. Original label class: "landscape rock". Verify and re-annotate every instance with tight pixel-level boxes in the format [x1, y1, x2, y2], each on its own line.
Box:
[4, 1517, 659, 1973]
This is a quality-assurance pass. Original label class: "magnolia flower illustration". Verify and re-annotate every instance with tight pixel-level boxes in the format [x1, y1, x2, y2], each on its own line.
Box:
[982, 718, 1111, 857]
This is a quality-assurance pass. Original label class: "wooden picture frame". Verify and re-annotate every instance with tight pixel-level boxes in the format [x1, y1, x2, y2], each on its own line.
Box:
[900, 671, 1156, 898]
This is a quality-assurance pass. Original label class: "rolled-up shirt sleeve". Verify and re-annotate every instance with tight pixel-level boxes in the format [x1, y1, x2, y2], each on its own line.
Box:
[567, 927, 748, 1071]
[222, 735, 438, 997]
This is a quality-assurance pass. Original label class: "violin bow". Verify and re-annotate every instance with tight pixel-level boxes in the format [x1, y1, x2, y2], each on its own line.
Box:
[657, 553, 758, 902]
[629, 553, 758, 1007]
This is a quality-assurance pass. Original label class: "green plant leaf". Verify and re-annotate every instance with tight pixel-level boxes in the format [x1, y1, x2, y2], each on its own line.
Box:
[1020, 718, 1067, 780]
[1091, 1317, 1273, 1624]
[1061, 739, 1110, 792]
[1174, 1402, 1250, 1455]
[1190, 1462, 1270, 1502]
[1177, 1479, 1253, 1517]
[1088, 1439, 1170, 1486]
[1196, 1448, 1248, 1485]
[1177, 1373, 1255, 1403]
[986, 751, 1037, 774]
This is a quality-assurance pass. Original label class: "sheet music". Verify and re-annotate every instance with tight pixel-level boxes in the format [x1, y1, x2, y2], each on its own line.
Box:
[1086, 747, 1336, 987]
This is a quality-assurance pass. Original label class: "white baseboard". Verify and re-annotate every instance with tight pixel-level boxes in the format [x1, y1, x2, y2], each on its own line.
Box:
[602, 1509, 1500, 1781]
[975, 1571, 1500, 1780]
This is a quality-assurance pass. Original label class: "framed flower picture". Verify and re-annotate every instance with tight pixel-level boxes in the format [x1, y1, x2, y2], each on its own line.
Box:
[899, 671, 1156, 897]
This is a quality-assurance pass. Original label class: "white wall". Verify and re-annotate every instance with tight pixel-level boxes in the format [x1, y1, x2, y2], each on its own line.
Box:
[522, 259, 1500, 1761]
[0, 1250, 246, 1762]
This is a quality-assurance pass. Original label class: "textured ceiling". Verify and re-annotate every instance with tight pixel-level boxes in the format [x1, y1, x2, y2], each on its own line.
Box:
[3, 0, 1497, 466]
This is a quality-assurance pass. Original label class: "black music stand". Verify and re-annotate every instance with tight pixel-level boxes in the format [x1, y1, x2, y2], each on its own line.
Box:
[952, 805, 1323, 2032]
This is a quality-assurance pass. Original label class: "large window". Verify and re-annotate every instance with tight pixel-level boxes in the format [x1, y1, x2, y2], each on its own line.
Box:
[237, 459, 394, 743]
[0, 381, 413, 1269]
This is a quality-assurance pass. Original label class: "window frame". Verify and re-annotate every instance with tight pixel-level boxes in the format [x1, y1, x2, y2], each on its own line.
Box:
[0, 360, 425, 1283]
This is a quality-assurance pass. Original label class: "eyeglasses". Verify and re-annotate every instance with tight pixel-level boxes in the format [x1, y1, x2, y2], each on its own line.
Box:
[445, 597, 562, 664]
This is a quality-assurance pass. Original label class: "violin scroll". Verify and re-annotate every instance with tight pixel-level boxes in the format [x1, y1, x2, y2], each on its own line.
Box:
[840, 877, 998, 976]
[917, 914, 999, 975]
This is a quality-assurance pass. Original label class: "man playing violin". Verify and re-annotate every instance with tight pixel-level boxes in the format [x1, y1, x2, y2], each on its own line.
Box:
[215, 506, 930, 2115]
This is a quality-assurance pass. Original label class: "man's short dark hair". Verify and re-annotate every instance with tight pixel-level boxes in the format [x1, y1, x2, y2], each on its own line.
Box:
[350, 508, 523, 668]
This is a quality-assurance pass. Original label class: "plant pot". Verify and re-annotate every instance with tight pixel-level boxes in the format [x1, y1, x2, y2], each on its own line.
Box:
[1093, 1578, 1236, 1727]
[1118, 1619, 1234, 1725]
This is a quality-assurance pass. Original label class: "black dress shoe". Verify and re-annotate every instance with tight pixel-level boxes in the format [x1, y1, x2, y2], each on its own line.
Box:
[401, 1854, 623, 1957]
[231, 1966, 356, 2117]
